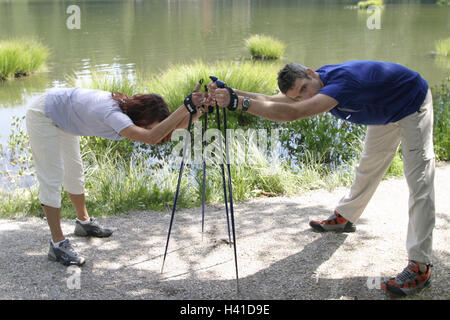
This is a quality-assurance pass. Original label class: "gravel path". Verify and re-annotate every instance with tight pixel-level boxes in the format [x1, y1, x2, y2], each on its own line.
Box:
[1, 164, 449, 300]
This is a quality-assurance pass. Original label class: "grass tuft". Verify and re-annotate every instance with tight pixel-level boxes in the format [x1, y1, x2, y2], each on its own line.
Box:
[357, 0, 384, 9]
[0, 38, 49, 80]
[245, 34, 286, 60]
[71, 60, 282, 112]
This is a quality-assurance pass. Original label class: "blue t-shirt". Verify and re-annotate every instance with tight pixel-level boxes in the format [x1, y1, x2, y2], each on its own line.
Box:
[44, 88, 134, 140]
[316, 61, 429, 125]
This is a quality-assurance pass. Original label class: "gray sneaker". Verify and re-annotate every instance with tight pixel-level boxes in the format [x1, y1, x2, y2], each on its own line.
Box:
[48, 239, 86, 266]
[74, 217, 113, 238]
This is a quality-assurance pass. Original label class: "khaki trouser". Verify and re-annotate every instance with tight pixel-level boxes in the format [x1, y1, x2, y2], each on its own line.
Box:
[335, 89, 435, 264]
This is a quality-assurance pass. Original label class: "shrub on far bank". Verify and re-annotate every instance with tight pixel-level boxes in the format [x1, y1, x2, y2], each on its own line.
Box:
[0, 38, 49, 80]
[357, 0, 384, 9]
[245, 34, 286, 60]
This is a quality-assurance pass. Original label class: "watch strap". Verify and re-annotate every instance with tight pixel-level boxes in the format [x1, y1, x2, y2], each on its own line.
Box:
[183, 93, 197, 114]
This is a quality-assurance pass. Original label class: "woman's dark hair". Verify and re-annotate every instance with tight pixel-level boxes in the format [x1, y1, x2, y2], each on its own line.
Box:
[111, 92, 170, 127]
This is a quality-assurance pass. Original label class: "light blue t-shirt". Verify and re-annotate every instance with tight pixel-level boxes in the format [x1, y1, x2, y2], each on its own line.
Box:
[44, 88, 134, 140]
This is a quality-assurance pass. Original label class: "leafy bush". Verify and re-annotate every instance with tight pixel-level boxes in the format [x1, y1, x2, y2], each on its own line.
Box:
[432, 77, 450, 161]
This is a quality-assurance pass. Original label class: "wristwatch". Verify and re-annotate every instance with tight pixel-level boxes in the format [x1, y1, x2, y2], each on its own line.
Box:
[242, 97, 251, 112]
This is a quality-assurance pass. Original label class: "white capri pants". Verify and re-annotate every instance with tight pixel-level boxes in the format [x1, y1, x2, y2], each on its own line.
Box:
[335, 89, 435, 264]
[26, 94, 85, 208]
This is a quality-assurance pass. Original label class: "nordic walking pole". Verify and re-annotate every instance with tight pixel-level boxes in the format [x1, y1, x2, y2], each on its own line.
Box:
[201, 86, 208, 238]
[212, 77, 240, 291]
[161, 80, 202, 274]
[209, 76, 232, 247]
[201, 86, 216, 239]
[161, 114, 192, 273]
[220, 87, 240, 292]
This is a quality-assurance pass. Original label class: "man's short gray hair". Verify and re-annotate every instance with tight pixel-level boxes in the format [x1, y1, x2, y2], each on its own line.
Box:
[277, 63, 309, 93]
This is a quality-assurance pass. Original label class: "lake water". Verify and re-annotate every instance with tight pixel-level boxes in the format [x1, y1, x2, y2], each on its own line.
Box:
[0, 0, 449, 144]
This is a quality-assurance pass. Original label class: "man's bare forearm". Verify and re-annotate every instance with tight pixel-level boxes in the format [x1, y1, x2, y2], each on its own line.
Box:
[234, 89, 273, 101]
[234, 89, 297, 104]
[243, 98, 303, 122]
[236, 93, 338, 123]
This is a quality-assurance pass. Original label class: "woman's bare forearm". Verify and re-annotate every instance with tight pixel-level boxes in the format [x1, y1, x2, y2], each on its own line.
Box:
[147, 105, 190, 143]
[175, 108, 203, 129]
